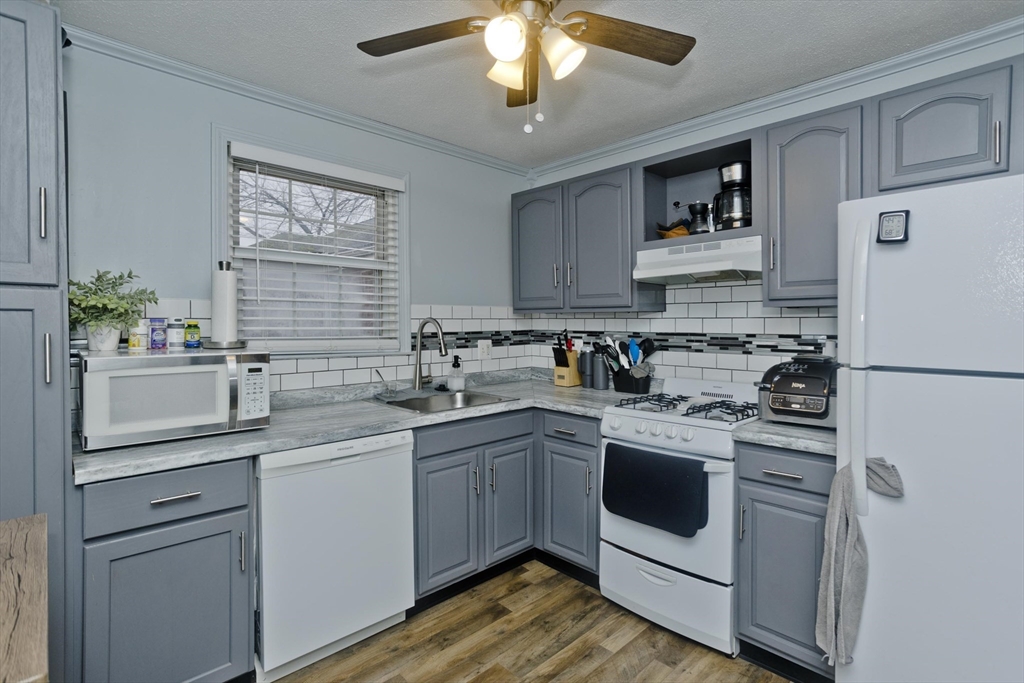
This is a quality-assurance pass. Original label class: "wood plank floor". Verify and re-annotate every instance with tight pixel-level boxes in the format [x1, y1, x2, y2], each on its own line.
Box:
[280, 561, 790, 683]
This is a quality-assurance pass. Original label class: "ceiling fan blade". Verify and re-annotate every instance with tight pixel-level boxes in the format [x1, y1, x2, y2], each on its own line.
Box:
[561, 11, 696, 66]
[357, 16, 489, 57]
[507, 42, 539, 107]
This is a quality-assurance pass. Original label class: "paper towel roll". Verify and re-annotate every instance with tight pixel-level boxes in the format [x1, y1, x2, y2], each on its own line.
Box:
[211, 262, 238, 343]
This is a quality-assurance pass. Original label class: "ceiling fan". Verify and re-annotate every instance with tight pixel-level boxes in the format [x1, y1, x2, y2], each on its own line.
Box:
[357, 0, 696, 108]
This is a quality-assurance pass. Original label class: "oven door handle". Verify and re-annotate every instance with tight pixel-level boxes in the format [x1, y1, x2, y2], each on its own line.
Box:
[703, 462, 731, 474]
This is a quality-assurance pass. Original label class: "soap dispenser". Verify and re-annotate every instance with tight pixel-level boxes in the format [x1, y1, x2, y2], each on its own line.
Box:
[448, 355, 466, 392]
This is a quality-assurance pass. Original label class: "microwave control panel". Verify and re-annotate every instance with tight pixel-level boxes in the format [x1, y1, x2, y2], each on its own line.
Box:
[239, 363, 271, 419]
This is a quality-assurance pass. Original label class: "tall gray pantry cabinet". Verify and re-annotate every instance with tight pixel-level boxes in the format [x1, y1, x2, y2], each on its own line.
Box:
[0, 0, 70, 680]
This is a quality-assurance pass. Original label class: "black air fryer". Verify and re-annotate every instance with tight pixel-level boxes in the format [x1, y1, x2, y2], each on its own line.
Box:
[757, 355, 839, 429]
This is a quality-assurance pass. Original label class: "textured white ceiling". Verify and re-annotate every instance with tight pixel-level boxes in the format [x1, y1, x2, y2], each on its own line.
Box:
[55, 0, 1024, 168]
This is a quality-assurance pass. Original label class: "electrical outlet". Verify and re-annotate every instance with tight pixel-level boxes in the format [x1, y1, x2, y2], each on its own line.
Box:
[477, 339, 492, 359]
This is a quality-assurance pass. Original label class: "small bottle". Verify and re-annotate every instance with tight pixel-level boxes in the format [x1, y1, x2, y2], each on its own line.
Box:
[184, 320, 202, 348]
[447, 355, 465, 392]
[149, 318, 168, 350]
[128, 319, 149, 351]
[167, 317, 186, 349]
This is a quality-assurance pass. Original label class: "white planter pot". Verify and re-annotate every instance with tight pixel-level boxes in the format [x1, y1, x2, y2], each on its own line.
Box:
[88, 325, 121, 351]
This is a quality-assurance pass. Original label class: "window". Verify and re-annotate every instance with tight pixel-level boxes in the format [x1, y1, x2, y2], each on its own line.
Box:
[226, 141, 406, 353]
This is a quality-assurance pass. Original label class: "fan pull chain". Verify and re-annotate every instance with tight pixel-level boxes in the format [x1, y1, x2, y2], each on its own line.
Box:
[524, 55, 533, 134]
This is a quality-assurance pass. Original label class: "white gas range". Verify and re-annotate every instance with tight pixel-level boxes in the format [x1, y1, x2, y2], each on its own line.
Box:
[598, 378, 759, 656]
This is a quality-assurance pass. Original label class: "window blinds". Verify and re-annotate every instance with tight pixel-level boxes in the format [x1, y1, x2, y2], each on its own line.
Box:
[229, 155, 400, 351]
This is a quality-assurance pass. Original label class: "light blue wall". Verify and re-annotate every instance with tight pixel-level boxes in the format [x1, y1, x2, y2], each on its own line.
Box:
[62, 44, 527, 305]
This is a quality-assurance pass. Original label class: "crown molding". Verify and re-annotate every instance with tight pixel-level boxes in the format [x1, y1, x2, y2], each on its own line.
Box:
[61, 25, 530, 177]
[530, 16, 1024, 177]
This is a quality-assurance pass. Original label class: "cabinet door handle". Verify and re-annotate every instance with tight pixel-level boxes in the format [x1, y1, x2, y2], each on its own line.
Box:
[239, 531, 246, 572]
[769, 237, 775, 270]
[39, 187, 47, 239]
[44, 333, 52, 384]
[567, 262, 573, 288]
[994, 121, 1002, 165]
[489, 463, 496, 491]
[585, 466, 592, 495]
[553, 427, 576, 436]
[150, 490, 201, 505]
[738, 503, 746, 540]
[473, 466, 480, 495]
[762, 468, 803, 480]
[553, 263, 559, 288]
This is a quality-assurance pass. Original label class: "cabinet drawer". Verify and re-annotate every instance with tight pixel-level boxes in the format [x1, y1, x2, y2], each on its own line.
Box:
[736, 444, 835, 496]
[542, 413, 599, 447]
[83, 459, 249, 539]
[416, 411, 532, 459]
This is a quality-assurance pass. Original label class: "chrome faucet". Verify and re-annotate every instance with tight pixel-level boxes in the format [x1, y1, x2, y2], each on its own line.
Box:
[413, 317, 448, 390]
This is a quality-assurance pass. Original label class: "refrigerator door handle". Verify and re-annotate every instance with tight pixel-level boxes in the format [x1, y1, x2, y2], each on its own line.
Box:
[850, 369, 869, 516]
[849, 219, 871, 369]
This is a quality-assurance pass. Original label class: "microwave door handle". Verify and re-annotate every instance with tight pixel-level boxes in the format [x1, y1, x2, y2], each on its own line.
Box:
[227, 355, 239, 429]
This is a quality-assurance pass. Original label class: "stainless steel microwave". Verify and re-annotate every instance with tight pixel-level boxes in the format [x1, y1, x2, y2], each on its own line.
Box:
[79, 349, 270, 450]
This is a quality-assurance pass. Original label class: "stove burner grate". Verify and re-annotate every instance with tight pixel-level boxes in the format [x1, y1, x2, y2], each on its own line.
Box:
[683, 400, 760, 422]
[617, 393, 693, 412]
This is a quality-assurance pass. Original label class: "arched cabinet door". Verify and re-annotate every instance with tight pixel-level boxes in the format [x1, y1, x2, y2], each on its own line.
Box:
[566, 168, 632, 309]
[766, 107, 862, 304]
[512, 186, 564, 310]
[877, 66, 1011, 190]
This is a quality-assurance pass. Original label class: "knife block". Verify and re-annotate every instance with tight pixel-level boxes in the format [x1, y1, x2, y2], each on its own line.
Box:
[554, 350, 582, 387]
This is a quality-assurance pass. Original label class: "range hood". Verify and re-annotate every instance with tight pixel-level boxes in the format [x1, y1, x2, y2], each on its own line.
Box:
[633, 235, 762, 284]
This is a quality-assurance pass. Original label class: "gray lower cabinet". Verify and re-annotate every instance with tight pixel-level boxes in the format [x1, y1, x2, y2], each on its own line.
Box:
[83, 510, 251, 683]
[764, 106, 862, 306]
[483, 438, 534, 566]
[0, 0, 62, 286]
[875, 64, 1013, 191]
[566, 168, 632, 308]
[415, 449, 481, 595]
[737, 444, 834, 676]
[541, 439, 599, 571]
[0, 286, 67, 677]
[512, 186, 564, 310]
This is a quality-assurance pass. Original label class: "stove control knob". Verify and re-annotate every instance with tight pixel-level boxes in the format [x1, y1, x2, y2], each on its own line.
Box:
[681, 428, 696, 442]
[665, 426, 679, 439]
[609, 417, 622, 431]
[650, 423, 664, 436]
[636, 421, 649, 434]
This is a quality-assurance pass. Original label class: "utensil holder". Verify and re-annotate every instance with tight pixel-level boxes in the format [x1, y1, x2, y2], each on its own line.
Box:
[612, 372, 651, 394]
[554, 351, 582, 387]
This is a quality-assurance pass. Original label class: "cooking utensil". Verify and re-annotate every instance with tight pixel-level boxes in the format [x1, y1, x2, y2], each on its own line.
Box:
[617, 341, 632, 368]
[638, 338, 658, 362]
[628, 339, 641, 365]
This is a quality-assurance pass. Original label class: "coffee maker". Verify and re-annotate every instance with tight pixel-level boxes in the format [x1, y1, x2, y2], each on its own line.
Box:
[712, 161, 752, 231]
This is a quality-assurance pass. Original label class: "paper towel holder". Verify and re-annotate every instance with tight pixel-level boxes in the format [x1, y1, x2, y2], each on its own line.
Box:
[204, 261, 248, 349]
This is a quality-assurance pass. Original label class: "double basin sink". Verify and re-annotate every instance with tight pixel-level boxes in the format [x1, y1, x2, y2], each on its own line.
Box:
[377, 390, 517, 414]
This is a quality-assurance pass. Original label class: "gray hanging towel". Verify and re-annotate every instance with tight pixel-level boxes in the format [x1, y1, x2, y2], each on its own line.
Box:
[602, 442, 708, 538]
[816, 457, 904, 666]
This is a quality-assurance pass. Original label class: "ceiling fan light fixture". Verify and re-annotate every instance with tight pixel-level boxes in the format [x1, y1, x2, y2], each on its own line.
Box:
[486, 53, 526, 90]
[540, 26, 586, 80]
[484, 12, 528, 62]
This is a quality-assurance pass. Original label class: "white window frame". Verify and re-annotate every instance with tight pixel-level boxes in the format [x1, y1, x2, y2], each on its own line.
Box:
[212, 125, 410, 354]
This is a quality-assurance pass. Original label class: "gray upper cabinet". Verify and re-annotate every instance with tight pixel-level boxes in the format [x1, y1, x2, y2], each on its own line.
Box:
[875, 65, 1012, 191]
[83, 510, 251, 683]
[0, 286, 66, 677]
[541, 439, 599, 571]
[415, 449, 481, 595]
[483, 438, 534, 566]
[512, 186, 564, 310]
[566, 168, 632, 308]
[0, 0, 62, 286]
[737, 482, 830, 675]
[765, 106, 862, 305]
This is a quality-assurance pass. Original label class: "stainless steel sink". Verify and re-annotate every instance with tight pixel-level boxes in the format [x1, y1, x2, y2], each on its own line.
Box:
[383, 391, 516, 413]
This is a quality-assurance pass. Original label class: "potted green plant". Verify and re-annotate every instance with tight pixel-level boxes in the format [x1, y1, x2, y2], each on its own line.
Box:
[69, 270, 158, 351]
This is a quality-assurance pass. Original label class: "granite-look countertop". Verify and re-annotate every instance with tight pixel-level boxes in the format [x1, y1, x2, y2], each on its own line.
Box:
[732, 419, 837, 457]
[73, 380, 627, 485]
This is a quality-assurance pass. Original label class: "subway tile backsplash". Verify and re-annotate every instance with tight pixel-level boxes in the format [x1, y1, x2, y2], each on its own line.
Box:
[268, 282, 837, 393]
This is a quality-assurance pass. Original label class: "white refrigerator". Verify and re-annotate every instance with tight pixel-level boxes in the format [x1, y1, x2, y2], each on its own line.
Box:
[836, 174, 1024, 683]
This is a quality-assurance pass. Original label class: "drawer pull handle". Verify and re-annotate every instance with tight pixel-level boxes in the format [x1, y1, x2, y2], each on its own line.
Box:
[554, 427, 577, 436]
[239, 531, 246, 572]
[636, 566, 675, 587]
[44, 333, 52, 384]
[150, 490, 202, 505]
[995, 120, 1002, 165]
[40, 187, 46, 239]
[489, 463, 496, 491]
[473, 467, 480, 495]
[739, 503, 745, 540]
[586, 466, 592, 495]
[763, 468, 803, 480]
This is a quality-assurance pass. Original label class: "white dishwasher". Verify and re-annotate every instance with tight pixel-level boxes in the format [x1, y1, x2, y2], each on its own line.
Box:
[255, 431, 414, 682]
